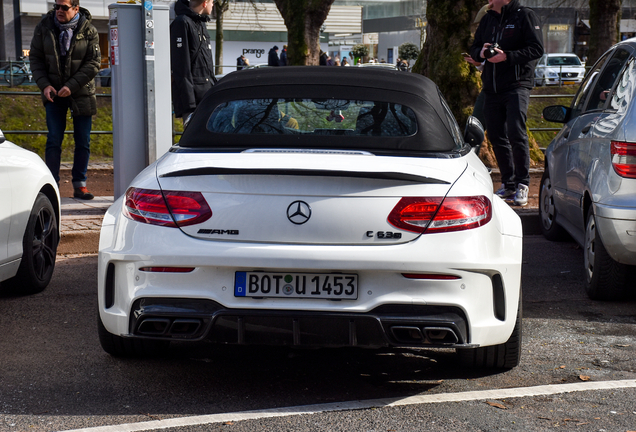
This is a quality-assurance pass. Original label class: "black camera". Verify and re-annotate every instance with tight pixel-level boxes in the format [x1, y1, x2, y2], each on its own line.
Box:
[483, 43, 501, 59]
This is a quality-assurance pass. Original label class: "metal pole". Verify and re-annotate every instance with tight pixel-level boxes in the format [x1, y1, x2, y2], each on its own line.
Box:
[142, 0, 156, 166]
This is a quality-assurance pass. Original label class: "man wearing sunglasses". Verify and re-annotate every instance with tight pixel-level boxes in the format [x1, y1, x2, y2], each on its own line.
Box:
[30, 0, 101, 200]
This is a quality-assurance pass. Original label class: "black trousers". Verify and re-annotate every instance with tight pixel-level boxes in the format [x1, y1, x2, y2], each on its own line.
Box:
[484, 87, 531, 189]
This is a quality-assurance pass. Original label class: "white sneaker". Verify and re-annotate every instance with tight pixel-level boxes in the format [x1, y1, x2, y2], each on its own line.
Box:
[495, 184, 516, 199]
[513, 184, 529, 206]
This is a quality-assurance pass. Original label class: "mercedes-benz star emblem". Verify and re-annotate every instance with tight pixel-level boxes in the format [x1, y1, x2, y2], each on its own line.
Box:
[287, 201, 311, 225]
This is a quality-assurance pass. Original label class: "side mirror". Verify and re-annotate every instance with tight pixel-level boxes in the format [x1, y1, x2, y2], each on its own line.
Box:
[543, 105, 570, 123]
[464, 115, 484, 148]
[0, 129, 5, 144]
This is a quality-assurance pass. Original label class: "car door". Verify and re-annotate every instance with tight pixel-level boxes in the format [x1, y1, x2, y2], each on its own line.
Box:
[549, 54, 608, 226]
[589, 49, 636, 201]
[563, 48, 632, 230]
[0, 143, 12, 266]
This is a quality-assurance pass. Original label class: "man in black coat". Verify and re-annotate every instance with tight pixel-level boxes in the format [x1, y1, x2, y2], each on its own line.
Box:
[268, 46, 280, 66]
[30, 0, 101, 200]
[237, 54, 249, 70]
[170, 0, 216, 122]
[470, 0, 543, 206]
[279, 45, 288, 66]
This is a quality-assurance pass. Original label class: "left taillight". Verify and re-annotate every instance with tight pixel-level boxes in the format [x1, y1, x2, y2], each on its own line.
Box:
[123, 188, 212, 227]
[388, 196, 492, 234]
[611, 141, 636, 178]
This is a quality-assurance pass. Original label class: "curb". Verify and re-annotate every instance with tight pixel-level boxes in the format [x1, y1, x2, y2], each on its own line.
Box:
[517, 210, 541, 236]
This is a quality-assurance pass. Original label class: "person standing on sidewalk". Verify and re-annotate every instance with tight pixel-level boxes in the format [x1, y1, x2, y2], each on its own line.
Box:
[29, 0, 101, 200]
[470, 0, 543, 206]
[279, 45, 288, 66]
[268, 45, 280, 66]
[170, 0, 216, 123]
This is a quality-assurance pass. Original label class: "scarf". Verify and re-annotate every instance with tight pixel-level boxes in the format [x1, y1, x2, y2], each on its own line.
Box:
[55, 12, 80, 56]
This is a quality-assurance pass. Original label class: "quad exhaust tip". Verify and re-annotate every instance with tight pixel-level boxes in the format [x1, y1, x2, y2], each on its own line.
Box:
[137, 318, 202, 337]
[390, 326, 459, 345]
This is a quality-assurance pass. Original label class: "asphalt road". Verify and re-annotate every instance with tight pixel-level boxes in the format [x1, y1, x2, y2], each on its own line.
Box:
[1, 235, 636, 431]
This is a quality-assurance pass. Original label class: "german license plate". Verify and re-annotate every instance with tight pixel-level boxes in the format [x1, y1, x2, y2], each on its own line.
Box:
[235, 272, 358, 299]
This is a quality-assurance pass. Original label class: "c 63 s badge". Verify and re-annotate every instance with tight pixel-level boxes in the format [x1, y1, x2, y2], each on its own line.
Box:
[366, 231, 402, 239]
[197, 229, 239, 235]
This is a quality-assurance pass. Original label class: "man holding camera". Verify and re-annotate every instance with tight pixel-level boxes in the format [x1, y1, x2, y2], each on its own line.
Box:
[470, 0, 543, 206]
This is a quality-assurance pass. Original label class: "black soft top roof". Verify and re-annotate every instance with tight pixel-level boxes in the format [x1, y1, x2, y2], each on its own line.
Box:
[179, 66, 461, 154]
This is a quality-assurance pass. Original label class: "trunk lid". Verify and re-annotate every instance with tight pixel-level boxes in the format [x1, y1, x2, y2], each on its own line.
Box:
[155, 151, 467, 245]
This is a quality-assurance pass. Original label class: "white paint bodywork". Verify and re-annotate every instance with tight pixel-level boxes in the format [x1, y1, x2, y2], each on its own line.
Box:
[0, 139, 60, 282]
[98, 148, 523, 348]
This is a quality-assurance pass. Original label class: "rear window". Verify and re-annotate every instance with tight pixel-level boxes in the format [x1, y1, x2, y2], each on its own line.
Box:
[206, 98, 418, 137]
[547, 56, 582, 66]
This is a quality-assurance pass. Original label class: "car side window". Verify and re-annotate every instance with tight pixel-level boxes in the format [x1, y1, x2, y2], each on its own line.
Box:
[586, 48, 631, 112]
[608, 57, 636, 112]
[571, 52, 610, 118]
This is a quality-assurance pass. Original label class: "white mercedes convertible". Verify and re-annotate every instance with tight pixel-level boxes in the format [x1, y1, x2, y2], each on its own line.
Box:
[98, 67, 523, 369]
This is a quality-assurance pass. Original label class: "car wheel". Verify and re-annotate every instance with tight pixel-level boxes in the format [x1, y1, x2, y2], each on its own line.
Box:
[457, 296, 522, 369]
[5, 193, 58, 294]
[539, 170, 566, 241]
[98, 313, 170, 357]
[3, 65, 26, 86]
[584, 209, 632, 300]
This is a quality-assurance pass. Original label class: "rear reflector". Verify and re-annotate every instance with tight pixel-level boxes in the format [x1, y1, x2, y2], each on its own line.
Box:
[123, 188, 212, 227]
[402, 273, 460, 280]
[139, 267, 195, 273]
[611, 141, 636, 178]
[388, 196, 492, 234]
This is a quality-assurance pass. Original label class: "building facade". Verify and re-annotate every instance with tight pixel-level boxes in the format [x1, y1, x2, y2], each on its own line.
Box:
[4, 0, 636, 67]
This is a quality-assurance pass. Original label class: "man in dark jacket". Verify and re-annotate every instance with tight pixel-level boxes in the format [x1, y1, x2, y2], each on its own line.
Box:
[236, 54, 249, 71]
[470, 0, 543, 206]
[170, 0, 216, 122]
[30, 0, 100, 200]
[279, 45, 288, 66]
[268, 46, 280, 66]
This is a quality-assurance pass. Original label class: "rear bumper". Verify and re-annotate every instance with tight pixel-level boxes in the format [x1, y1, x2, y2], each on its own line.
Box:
[128, 298, 472, 349]
[594, 204, 636, 265]
[98, 198, 523, 349]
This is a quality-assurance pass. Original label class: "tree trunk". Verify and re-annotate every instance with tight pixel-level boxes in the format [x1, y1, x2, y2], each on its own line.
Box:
[274, 0, 335, 65]
[412, 0, 482, 127]
[215, 0, 229, 75]
[588, 0, 621, 67]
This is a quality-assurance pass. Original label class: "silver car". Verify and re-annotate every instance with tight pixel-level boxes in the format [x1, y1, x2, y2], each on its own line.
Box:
[540, 39, 636, 300]
[535, 53, 586, 86]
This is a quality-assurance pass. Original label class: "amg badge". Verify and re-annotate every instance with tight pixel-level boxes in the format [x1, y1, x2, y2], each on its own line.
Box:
[197, 229, 239, 235]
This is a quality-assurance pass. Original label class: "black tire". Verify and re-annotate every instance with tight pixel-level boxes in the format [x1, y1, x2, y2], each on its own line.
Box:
[457, 297, 522, 369]
[539, 170, 567, 241]
[98, 313, 169, 357]
[3, 65, 26, 86]
[5, 193, 58, 294]
[583, 209, 633, 300]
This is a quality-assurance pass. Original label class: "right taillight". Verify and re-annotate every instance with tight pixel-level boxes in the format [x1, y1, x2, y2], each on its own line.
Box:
[611, 141, 636, 178]
[388, 196, 492, 234]
[123, 188, 212, 227]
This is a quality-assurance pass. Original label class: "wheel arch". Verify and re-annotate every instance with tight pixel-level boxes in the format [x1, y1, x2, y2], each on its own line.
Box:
[39, 184, 60, 228]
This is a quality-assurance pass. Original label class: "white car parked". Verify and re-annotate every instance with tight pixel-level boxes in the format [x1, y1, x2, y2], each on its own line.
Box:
[0, 130, 60, 293]
[535, 53, 586, 86]
[98, 67, 523, 369]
